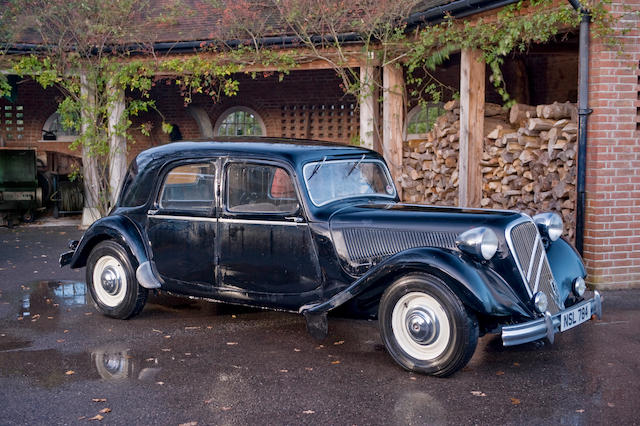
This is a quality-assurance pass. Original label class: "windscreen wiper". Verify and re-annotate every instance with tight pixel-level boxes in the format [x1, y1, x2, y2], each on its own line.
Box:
[307, 156, 327, 180]
[346, 154, 365, 177]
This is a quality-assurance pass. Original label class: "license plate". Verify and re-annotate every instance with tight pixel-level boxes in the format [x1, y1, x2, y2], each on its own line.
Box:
[560, 302, 592, 332]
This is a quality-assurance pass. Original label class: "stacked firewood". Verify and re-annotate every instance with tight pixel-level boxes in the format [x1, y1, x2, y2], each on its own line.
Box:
[402, 100, 578, 240]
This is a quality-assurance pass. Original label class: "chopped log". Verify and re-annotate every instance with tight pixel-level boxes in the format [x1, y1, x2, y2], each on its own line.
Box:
[509, 103, 537, 126]
[527, 118, 556, 132]
[541, 101, 576, 120]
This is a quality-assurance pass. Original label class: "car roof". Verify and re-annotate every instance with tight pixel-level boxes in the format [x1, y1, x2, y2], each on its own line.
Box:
[136, 137, 378, 168]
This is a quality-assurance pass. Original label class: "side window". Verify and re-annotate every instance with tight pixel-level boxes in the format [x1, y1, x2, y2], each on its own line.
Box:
[226, 163, 299, 213]
[159, 162, 215, 211]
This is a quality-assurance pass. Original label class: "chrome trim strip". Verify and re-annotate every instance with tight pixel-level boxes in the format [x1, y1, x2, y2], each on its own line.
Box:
[220, 218, 306, 226]
[149, 214, 217, 222]
[501, 294, 602, 346]
[526, 234, 541, 281]
[532, 245, 546, 293]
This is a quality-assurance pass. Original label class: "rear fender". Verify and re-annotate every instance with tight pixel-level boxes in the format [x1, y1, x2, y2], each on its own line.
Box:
[68, 215, 162, 289]
[302, 247, 530, 317]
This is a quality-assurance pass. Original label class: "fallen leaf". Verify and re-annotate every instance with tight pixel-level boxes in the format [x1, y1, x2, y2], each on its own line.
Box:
[471, 391, 487, 397]
[220, 406, 232, 411]
[315, 345, 325, 349]
[409, 377, 417, 381]
[510, 398, 521, 405]
[56, 339, 65, 343]
[279, 369, 288, 373]
[156, 381, 164, 385]
[78, 416, 86, 420]
[161, 348, 171, 352]
[88, 414, 104, 421]
[294, 348, 301, 352]
[607, 402, 615, 408]
[17, 317, 23, 321]
[185, 326, 200, 330]
[231, 315, 236, 318]
[164, 335, 171, 339]
[145, 358, 156, 362]
[513, 362, 520, 367]
[226, 342, 238, 346]
[302, 410, 315, 414]
[179, 422, 198, 426]
[99, 408, 111, 414]
[63, 329, 69, 333]
[576, 409, 585, 413]
[305, 367, 313, 371]
[84, 312, 93, 316]
[92, 398, 107, 403]
[184, 353, 192, 356]
[65, 370, 75, 375]
[204, 398, 214, 404]
[331, 360, 341, 365]
[333, 340, 345, 345]
[206, 326, 213, 329]
[47, 316, 54, 320]
[496, 371, 505, 376]
[152, 329, 163, 333]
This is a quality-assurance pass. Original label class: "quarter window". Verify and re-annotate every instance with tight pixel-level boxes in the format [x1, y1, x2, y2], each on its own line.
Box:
[226, 163, 298, 213]
[159, 163, 216, 211]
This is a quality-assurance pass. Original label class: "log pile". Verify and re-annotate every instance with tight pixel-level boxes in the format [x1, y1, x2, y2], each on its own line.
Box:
[402, 100, 578, 241]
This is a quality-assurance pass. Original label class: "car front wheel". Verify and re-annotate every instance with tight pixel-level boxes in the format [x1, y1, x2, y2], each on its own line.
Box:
[86, 240, 148, 319]
[379, 273, 478, 377]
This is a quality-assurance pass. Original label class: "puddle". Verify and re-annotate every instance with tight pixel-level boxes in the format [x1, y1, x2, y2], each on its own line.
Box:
[17, 280, 87, 319]
[91, 346, 161, 382]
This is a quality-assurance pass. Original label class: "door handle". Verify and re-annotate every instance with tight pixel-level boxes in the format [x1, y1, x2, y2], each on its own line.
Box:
[285, 216, 303, 223]
[147, 209, 158, 216]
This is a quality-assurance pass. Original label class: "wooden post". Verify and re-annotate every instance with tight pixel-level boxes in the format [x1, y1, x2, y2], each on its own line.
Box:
[459, 49, 485, 208]
[382, 64, 404, 199]
[359, 65, 380, 152]
[108, 81, 127, 205]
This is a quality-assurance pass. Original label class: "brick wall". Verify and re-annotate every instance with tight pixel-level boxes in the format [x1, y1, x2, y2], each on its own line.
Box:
[585, 0, 640, 289]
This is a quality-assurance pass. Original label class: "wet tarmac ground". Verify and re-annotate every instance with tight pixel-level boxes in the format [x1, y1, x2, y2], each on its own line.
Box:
[1, 226, 639, 425]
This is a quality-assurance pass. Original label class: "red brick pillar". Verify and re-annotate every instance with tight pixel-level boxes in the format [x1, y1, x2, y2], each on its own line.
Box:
[585, 1, 640, 289]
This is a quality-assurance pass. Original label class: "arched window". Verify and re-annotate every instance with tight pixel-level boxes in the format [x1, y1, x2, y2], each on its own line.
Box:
[42, 111, 80, 141]
[214, 107, 265, 137]
[404, 103, 445, 139]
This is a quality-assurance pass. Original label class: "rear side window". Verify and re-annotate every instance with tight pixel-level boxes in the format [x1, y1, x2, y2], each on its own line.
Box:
[226, 163, 298, 213]
[159, 162, 216, 211]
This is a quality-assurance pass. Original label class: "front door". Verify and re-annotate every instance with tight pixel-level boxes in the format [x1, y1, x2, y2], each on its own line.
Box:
[147, 160, 218, 291]
[219, 160, 321, 307]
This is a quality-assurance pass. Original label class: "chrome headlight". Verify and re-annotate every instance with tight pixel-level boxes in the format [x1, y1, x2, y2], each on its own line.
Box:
[533, 291, 548, 313]
[456, 227, 499, 260]
[533, 212, 563, 241]
[573, 276, 586, 297]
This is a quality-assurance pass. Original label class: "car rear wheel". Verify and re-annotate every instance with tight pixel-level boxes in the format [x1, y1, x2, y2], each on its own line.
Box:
[379, 273, 478, 377]
[86, 240, 147, 319]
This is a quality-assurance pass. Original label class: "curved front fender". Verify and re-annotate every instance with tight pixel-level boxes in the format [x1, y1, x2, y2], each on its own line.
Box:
[547, 237, 586, 302]
[302, 247, 531, 317]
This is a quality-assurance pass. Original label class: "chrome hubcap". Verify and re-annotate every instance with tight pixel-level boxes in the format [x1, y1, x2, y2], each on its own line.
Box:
[406, 307, 439, 345]
[100, 266, 122, 296]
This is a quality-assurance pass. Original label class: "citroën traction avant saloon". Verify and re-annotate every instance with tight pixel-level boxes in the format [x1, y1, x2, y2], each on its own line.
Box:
[60, 138, 602, 376]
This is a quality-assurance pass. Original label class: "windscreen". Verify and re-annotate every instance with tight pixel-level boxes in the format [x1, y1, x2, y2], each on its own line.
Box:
[303, 158, 396, 206]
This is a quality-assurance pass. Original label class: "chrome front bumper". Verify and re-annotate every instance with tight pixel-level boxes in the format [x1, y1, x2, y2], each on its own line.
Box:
[501, 291, 602, 346]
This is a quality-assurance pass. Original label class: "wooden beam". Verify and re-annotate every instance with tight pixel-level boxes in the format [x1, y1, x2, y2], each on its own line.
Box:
[359, 65, 380, 152]
[382, 64, 404, 199]
[458, 48, 485, 208]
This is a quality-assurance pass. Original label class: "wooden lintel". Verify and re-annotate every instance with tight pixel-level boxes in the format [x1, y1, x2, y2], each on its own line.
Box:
[458, 48, 485, 208]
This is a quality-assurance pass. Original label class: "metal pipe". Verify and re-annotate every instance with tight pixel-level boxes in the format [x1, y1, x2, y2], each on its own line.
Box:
[571, 1, 591, 255]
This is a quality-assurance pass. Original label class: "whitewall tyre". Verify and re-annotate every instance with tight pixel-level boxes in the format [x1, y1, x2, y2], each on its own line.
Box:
[379, 273, 478, 377]
[86, 240, 148, 319]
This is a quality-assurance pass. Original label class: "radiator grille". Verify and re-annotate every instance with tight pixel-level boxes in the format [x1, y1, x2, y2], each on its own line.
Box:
[341, 228, 457, 264]
[509, 221, 563, 314]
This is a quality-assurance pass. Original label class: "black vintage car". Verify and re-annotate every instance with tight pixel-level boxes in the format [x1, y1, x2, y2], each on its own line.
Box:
[60, 138, 602, 376]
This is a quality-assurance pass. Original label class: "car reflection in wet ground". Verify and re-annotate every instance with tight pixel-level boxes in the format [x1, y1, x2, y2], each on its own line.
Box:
[1, 226, 640, 425]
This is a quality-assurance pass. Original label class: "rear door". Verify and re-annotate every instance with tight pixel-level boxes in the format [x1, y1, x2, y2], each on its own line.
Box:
[147, 159, 218, 289]
[218, 159, 321, 307]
